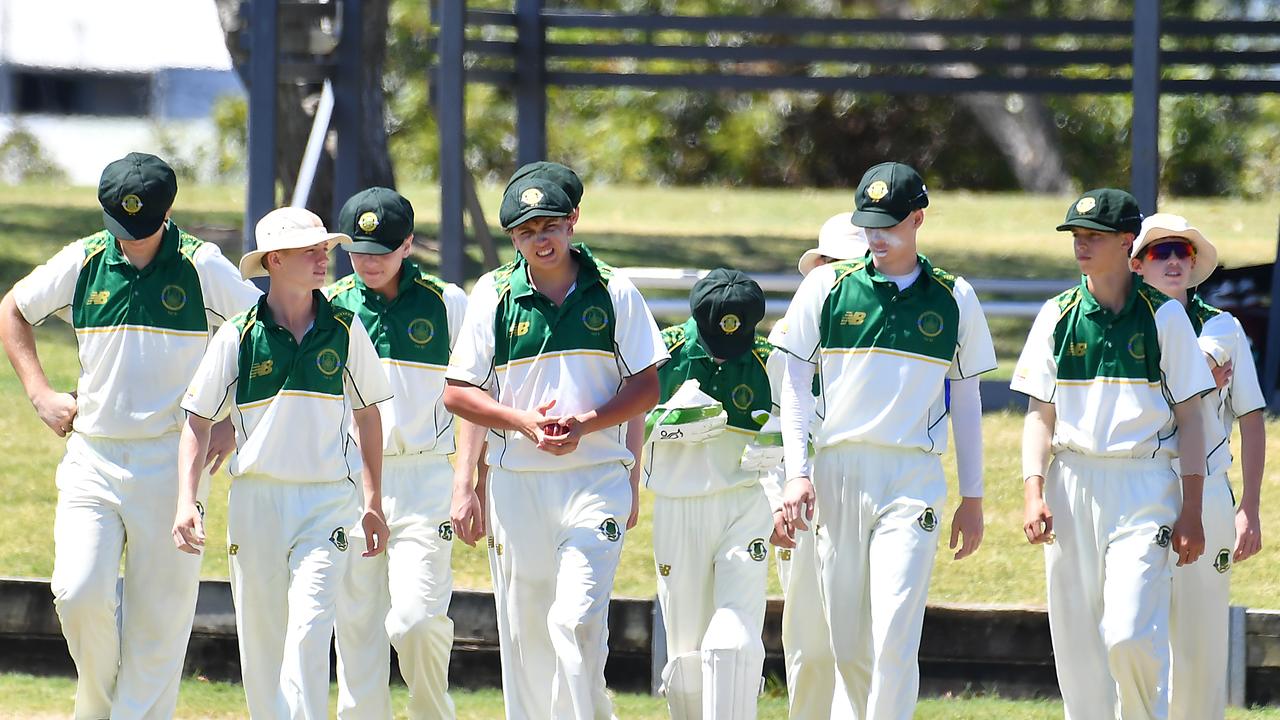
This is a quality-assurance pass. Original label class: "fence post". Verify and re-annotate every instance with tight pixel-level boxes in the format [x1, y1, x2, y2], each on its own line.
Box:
[331, 0, 363, 278]
[515, 0, 547, 166]
[1228, 605, 1247, 707]
[1130, 1, 1160, 215]
[437, 0, 466, 283]
[651, 598, 666, 697]
[246, 0, 279, 258]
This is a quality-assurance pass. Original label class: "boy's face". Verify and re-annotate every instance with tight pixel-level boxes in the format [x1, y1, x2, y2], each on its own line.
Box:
[510, 215, 572, 272]
[865, 209, 922, 267]
[266, 241, 330, 290]
[1131, 237, 1197, 296]
[1070, 228, 1133, 276]
[350, 236, 412, 292]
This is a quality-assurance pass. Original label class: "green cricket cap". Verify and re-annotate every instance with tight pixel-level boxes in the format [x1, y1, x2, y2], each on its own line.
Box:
[690, 268, 766, 360]
[506, 161, 583, 208]
[98, 152, 177, 240]
[851, 161, 929, 229]
[339, 187, 415, 255]
[1056, 188, 1144, 235]
[500, 177, 573, 231]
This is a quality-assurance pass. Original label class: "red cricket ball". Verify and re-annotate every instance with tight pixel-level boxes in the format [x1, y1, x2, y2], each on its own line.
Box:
[544, 423, 568, 438]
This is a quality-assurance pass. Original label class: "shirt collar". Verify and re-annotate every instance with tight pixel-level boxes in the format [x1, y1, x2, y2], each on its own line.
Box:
[1078, 273, 1143, 318]
[682, 317, 711, 360]
[510, 243, 602, 301]
[353, 259, 420, 300]
[254, 289, 336, 331]
[862, 252, 932, 290]
[104, 220, 179, 271]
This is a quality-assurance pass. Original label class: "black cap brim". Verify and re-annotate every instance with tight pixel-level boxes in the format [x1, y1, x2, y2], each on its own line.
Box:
[502, 207, 569, 231]
[346, 239, 400, 255]
[103, 210, 164, 241]
[1056, 219, 1121, 233]
[850, 208, 908, 229]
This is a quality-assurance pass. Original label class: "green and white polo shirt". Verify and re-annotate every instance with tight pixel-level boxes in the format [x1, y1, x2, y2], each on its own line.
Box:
[182, 292, 393, 484]
[1187, 297, 1265, 477]
[771, 254, 996, 454]
[643, 318, 782, 498]
[325, 261, 467, 457]
[446, 244, 667, 472]
[1011, 276, 1215, 458]
[10, 222, 261, 439]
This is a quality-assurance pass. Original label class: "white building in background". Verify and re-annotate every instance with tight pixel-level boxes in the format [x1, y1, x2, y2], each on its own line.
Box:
[0, 0, 243, 184]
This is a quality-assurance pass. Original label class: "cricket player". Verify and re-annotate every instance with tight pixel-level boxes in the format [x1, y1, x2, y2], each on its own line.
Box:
[644, 268, 777, 719]
[1015, 190, 1215, 720]
[327, 188, 469, 719]
[443, 176, 666, 720]
[767, 212, 866, 720]
[775, 162, 995, 720]
[173, 206, 393, 719]
[0, 152, 261, 719]
[1129, 213, 1266, 720]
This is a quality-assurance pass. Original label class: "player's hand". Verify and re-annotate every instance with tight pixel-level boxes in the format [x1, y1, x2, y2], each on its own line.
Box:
[782, 476, 815, 533]
[539, 412, 590, 456]
[516, 399, 557, 444]
[1171, 510, 1205, 567]
[450, 478, 486, 547]
[205, 418, 236, 474]
[770, 508, 796, 548]
[1023, 484, 1054, 544]
[33, 388, 77, 438]
[171, 502, 205, 555]
[1208, 356, 1233, 390]
[950, 496, 984, 560]
[1234, 505, 1262, 563]
[361, 509, 390, 558]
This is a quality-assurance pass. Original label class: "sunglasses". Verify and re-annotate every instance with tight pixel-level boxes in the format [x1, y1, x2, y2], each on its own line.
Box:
[1144, 240, 1196, 261]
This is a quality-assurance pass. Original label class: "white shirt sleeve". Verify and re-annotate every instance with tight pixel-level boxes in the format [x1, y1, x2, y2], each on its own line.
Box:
[771, 264, 834, 363]
[948, 277, 998, 380]
[606, 273, 668, 377]
[1010, 299, 1060, 403]
[11, 240, 84, 326]
[443, 282, 469, 350]
[194, 242, 263, 327]
[1156, 300, 1216, 405]
[781, 351, 817, 480]
[949, 375, 984, 497]
[182, 321, 241, 421]
[446, 272, 500, 390]
[1224, 315, 1266, 417]
[344, 314, 393, 409]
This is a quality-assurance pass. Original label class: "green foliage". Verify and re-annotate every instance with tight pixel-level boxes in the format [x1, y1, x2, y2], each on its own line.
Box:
[210, 96, 249, 179]
[0, 127, 67, 184]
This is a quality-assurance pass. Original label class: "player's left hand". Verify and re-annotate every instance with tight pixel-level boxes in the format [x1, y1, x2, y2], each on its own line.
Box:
[171, 503, 205, 555]
[1172, 510, 1205, 566]
[782, 476, 815, 533]
[1234, 505, 1262, 563]
[1208, 357, 1233, 390]
[770, 509, 796, 548]
[949, 497, 984, 560]
[539, 413, 590, 455]
[205, 418, 236, 474]
[361, 509, 390, 558]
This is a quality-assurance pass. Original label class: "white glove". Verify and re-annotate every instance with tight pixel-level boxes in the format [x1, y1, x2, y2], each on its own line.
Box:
[740, 411, 784, 472]
[647, 380, 726, 443]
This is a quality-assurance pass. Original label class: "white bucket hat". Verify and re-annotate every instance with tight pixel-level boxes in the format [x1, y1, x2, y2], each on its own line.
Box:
[1132, 212, 1218, 288]
[798, 212, 870, 276]
[239, 206, 351, 279]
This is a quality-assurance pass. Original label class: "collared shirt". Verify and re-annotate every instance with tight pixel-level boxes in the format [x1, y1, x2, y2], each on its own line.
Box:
[11, 222, 261, 439]
[325, 261, 467, 457]
[643, 318, 782, 497]
[771, 253, 996, 454]
[1187, 296, 1265, 476]
[1011, 275, 1215, 458]
[446, 244, 667, 472]
[182, 292, 392, 484]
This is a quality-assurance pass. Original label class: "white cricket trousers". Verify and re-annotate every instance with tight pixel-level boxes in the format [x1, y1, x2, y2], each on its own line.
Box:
[52, 432, 207, 720]
[1170, 472, 1235, 720]
[653, 483, 772, 720]
[1044, 451, 1180, 720]
[486, 462, 630, 720]
[227, 477, 358, 720]
[337, 453, 456, 720]
[775, 528, 855, 720]
[811, 442, 946, 720]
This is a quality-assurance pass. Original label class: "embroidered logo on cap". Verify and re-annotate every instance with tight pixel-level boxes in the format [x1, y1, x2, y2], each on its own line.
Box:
[122, 194, 143, 214]
[1075, 197, 1097, 214]
[358, 211, 380, 233]
[520, 188, 544, 206]
[867, 180, 889, 202]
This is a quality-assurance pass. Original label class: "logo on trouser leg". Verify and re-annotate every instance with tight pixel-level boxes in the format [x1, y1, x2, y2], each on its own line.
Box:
[658, 563, 671, 577]
[778, 549, 792, 561]
[748, 538, 768, 562]
[228, 544, 238, 556]
[438, 521, 454, 542]
[330, 527, 349, 552]
[917, 507, 938, 532]
[1154, 525, 1172, 548]
[598, 518, 622, 542]
[1214, 549, 1231, 574]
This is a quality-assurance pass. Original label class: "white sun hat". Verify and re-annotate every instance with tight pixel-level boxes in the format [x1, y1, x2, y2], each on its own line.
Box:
[798, 212, 871, 276]
[1132, 212, 1218, 288]
[239, 206, 352, 279]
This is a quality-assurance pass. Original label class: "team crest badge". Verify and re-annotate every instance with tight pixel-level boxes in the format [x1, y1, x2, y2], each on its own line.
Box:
[1127, 334, 1146, 360]
[866, 180, 889, 202]
[316, 348, 342, 377]
[1075, 196, 1097, 214]
[658, 563, 671, 577]
[330, 527, 349, 552]
[1214, 549, 1231, 574]
[719, 314, 741, 334]
[358, 211, 380, 233]
[121, 194, 143, 214]
[161, 285, 187, 312]
[582, 305, 609, 332]
[731, 383, 754, 411]
[520, 187, 544, 206]
[916, 311, 944, 338]
[408, 318, 435, 345]
[918, 507, 939, 532]
[598, 517, 622, 542]
[748, 538, 768, 562]
[439, 521, 454, 542]
[1154, 525, 1173, 548]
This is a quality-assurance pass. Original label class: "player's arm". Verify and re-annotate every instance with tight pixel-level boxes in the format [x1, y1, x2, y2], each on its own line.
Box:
[624, 415, 645, 529]
[444, 380, 558, 443]
[1171, 397, 1207, 567]
[779, 351, 817, 534]
[1022, 398, 1056, 544]
[0, 290, 77, 437]
[1235, 410, 1265, 562]
[948, 376, 984, 560]
[173, 413, 213, 554]
[450, 418, 489, 546]
[351, 404, 388, 558]
[545, 366, 660, 456]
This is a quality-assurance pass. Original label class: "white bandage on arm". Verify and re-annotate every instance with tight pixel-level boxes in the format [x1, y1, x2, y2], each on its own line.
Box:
[950, 375, 984, 497]
[781, 352, 817, 480]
